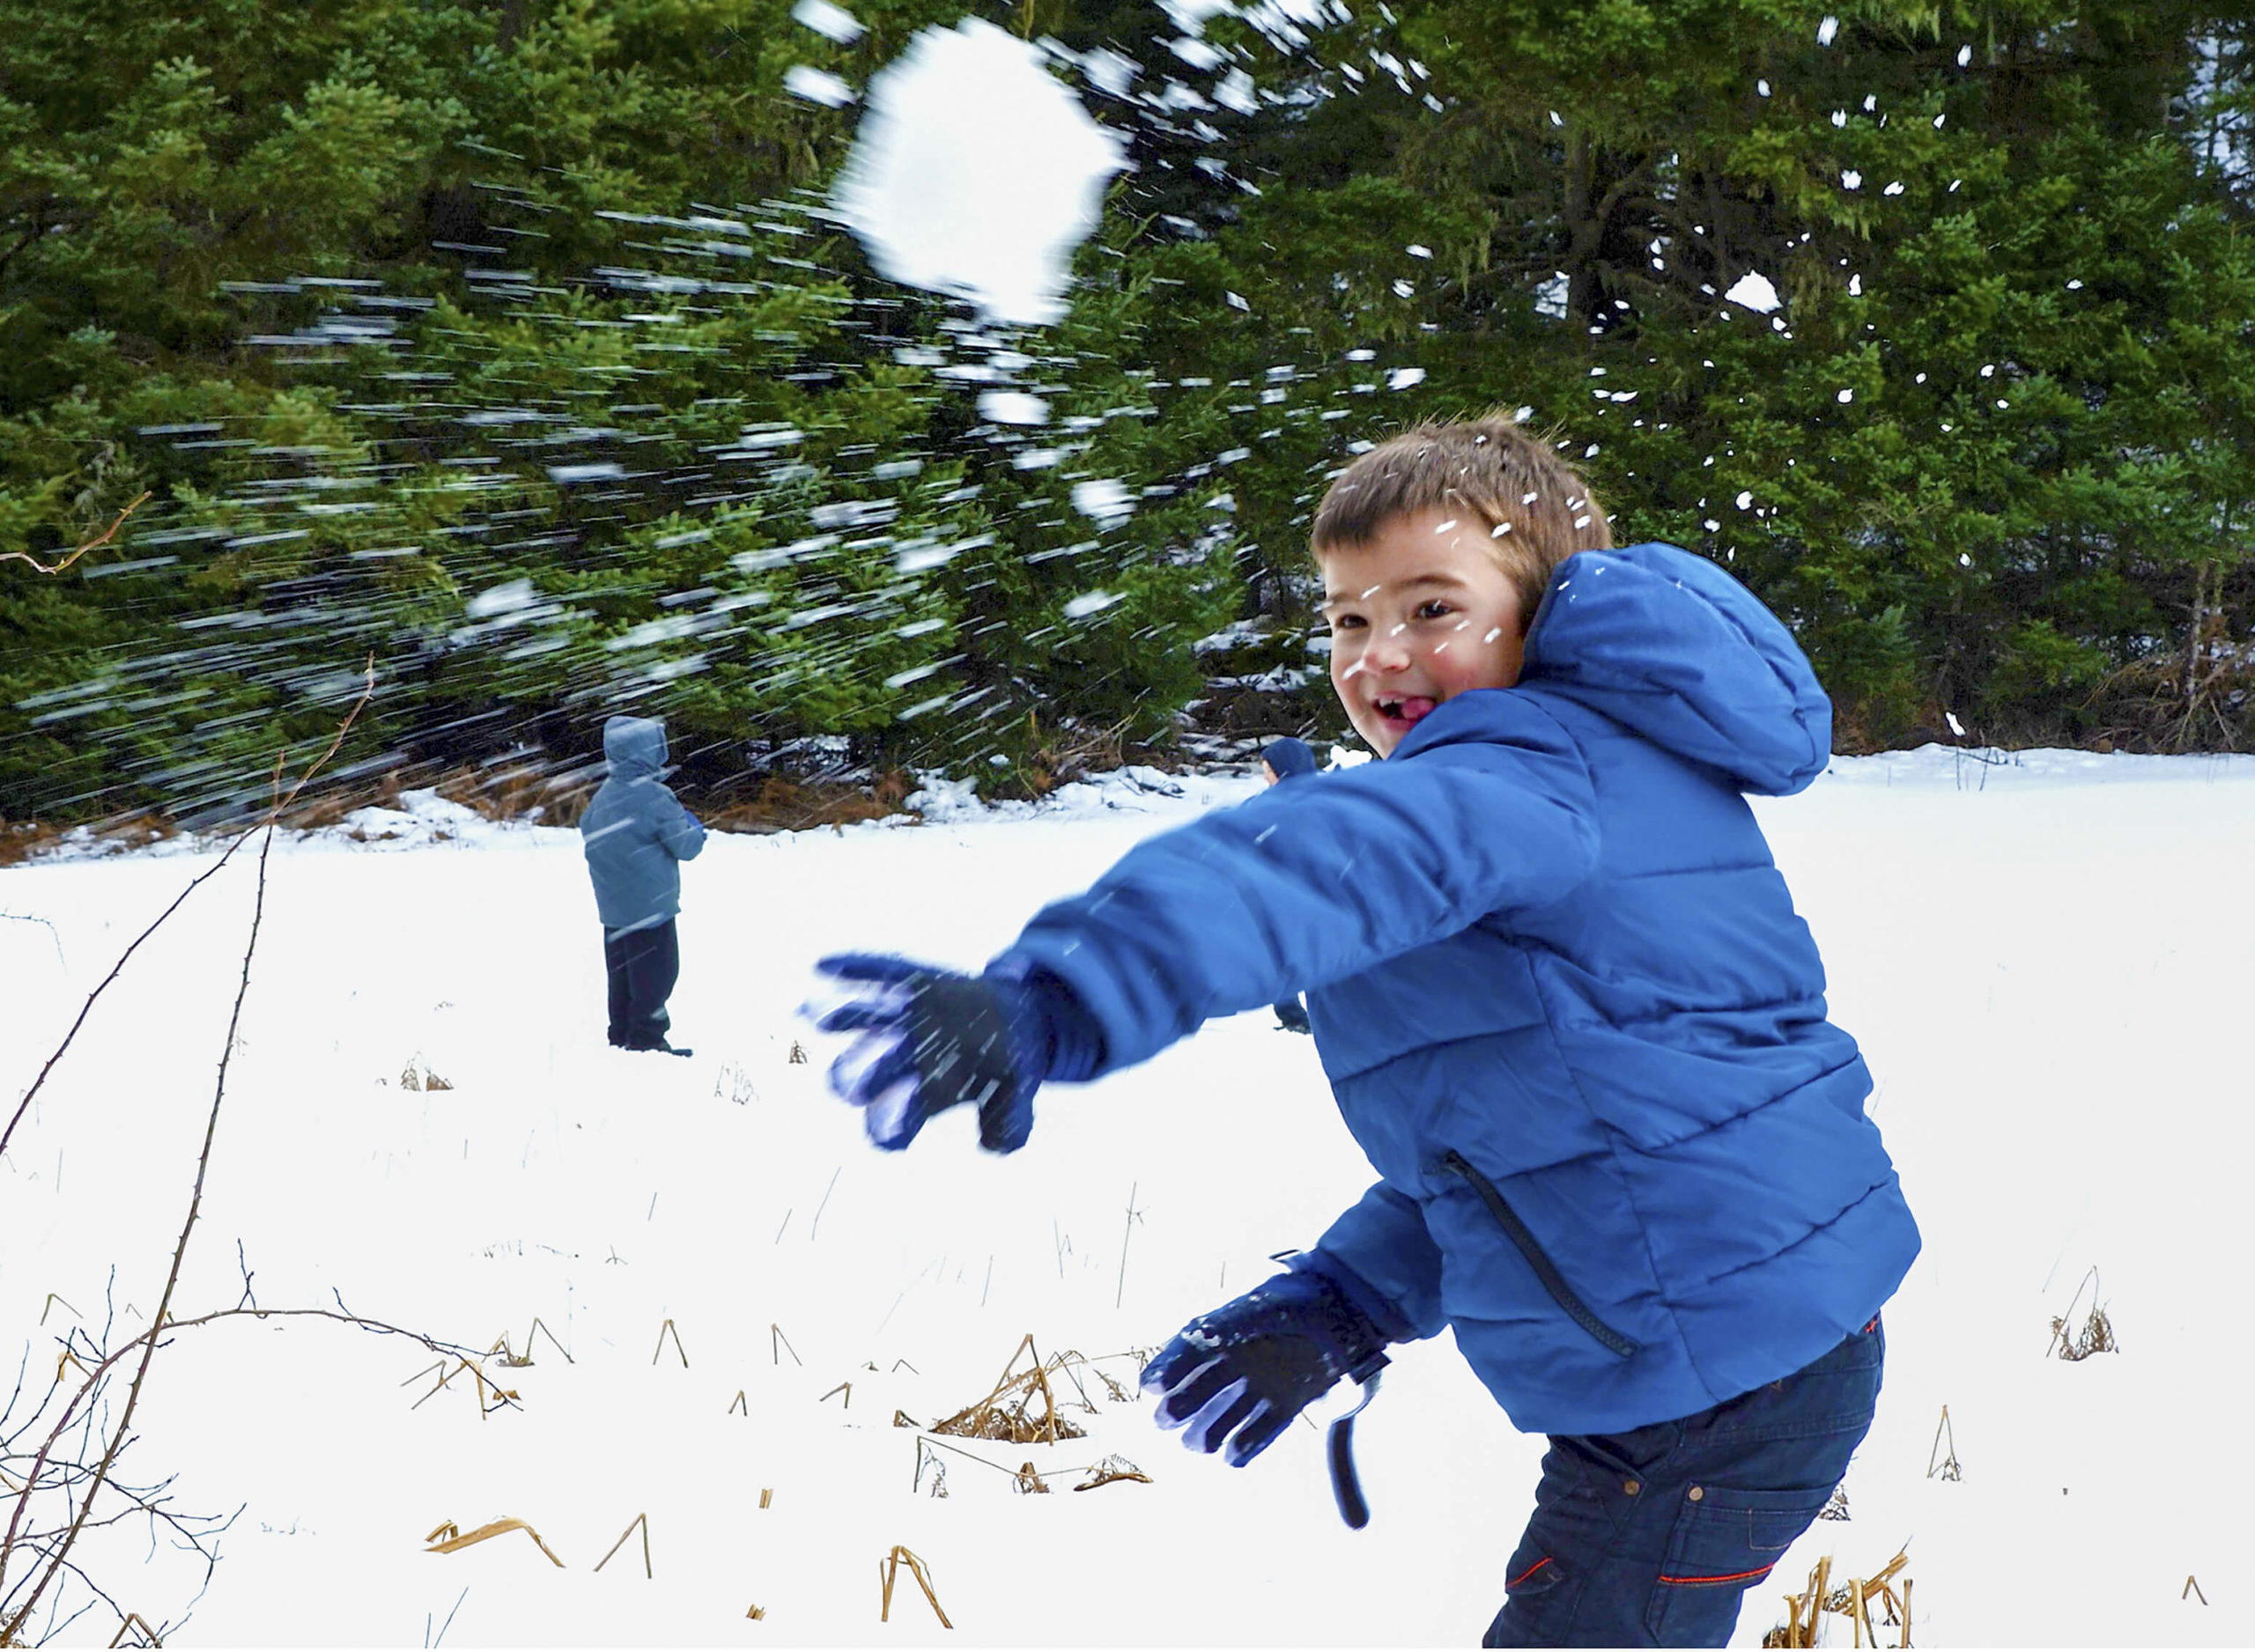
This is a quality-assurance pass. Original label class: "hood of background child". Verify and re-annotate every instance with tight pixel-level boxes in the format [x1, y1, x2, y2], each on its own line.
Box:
[1262, 736, 1318, 780]
[603, 715, 669, 779]
[1522, 542, 1831, 797]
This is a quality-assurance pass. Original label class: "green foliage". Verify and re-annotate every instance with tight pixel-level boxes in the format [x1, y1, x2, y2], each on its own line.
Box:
[5, 0, 2255, 823]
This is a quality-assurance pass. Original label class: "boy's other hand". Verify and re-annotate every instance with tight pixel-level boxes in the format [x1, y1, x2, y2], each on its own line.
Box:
[1142, 1270, 1386, 1467]
[806, 954, 1102, 1153]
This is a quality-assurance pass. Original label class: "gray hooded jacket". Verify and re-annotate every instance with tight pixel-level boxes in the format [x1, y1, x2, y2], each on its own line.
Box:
[580, 717, 706, 932]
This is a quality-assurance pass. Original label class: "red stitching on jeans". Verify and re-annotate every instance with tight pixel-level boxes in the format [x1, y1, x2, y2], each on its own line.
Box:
[1658, 1564, 1776, 1587]
[1863, 1317, 1879, 1334]
[1508, 1557, 1553, 1589]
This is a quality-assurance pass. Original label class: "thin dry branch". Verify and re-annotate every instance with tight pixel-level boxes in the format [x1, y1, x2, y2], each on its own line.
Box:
[0, 805, 280, 1638]
[1, 656, 375, 1163]
[2, 664, 386, 1641]
[0, 492, 151, 576]
[3, 1304, 480, 1634]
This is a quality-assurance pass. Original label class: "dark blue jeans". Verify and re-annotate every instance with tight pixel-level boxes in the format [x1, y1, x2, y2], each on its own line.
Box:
[603, 918, 679, 1049]
[1484, 1318, 1883, 1648]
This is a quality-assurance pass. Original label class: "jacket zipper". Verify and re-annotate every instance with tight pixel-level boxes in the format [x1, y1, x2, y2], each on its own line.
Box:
[1439, 1150, 1639, 1360]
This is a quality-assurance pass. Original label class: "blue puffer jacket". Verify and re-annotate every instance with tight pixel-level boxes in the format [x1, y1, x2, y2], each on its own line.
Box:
[996, 543, 1920, 1435]
[580, 717, 706, 933]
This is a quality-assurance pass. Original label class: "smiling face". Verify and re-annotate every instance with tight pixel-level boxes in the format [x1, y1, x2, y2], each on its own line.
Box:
[1320, 509, 1530, 757]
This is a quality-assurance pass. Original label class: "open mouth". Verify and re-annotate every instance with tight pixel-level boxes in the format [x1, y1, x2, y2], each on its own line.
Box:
[1371, 694, 1438, 727]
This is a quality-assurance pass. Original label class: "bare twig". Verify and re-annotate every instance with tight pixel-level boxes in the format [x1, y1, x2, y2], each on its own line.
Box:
[2, 665, 385, 1640]
[3, 1304, 481, 1633]
[1115, 1181, 1140, 1310]
[0, 913, 66, 969]
[0, 796, 281, 1638]
[0, 492, 151, 576]
[1, 656, 375, 1163]
[809, 1166, 841, 1241]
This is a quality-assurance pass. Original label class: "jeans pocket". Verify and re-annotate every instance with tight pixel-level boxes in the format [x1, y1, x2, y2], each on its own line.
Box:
[1645, 1483, 1832, 1643]
[1482, 1536, 1569, 1648]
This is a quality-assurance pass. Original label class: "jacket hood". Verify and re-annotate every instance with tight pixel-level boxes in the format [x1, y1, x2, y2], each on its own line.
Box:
[1262, 736, 1317, 780]
[603, 715, 668, 778]
[1521, 542, 1831, 795]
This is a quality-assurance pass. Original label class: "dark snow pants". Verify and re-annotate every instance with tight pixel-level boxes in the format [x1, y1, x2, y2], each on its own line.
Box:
[1484, 1317, 1884, 1648]
[603, 918, 680, 1050]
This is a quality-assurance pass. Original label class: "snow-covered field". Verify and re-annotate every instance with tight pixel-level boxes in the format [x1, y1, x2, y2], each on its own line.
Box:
[2, 748, 2249, 1648]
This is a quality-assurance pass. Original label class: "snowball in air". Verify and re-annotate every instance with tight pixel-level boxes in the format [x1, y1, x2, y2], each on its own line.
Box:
[1071, 478, 1135, 524]
[1724, 271, 1782, 313]
[786, 66, 856, 107]
[979, 390, 1050, 425]
[793, 0, 865, 42]
[835, 19, 1127, 326]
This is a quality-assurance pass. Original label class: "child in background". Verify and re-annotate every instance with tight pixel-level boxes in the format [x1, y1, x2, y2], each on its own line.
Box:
[580, 715, 705, 1056]
[1259, 736, 1317, 1034]
[809, 415, 1919, 1647]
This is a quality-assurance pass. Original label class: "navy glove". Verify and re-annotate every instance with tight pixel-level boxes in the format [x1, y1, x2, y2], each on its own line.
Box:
[1141, 1265, 1390, 1467]
[808, 954, 1103, 1153]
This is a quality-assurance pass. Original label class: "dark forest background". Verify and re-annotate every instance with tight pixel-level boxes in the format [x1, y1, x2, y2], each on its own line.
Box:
[6, 0, 2255, 825]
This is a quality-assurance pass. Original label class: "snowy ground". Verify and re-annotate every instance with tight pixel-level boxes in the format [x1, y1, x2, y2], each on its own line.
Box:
[2, 747, 2250, 1648]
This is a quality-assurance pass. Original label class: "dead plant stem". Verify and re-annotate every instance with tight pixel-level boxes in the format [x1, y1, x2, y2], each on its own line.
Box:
[0, 808, 276, 1640]
[0, 492, 150, 576]
[0, 657, 373, 1163]
[1, 666, 376, 1639]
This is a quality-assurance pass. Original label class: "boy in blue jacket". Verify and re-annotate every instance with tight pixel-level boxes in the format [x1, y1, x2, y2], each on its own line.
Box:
[580, 715, 706, 1055]
[811, 417, 1919, 1647]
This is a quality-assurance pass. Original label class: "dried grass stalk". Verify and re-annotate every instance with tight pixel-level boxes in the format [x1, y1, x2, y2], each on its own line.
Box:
[424, 1517, 564, 1567]
[525, 1317, 572, 1364]
[592, 1513, 651, 1578]
[929, 1334, 1086, 1444]
[878, 1545, 950, 1629]
[2045, 1267, 2119, 1361]
[106, 1611, 163, 1648]
[1926, 1405, 1962, 1481]
[1768, 1549, 1911, 1648]
[1074, 1456, 1152, 1491]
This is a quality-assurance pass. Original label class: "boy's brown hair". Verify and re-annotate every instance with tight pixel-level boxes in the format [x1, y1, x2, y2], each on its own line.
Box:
[1310, 414, 1613, 630]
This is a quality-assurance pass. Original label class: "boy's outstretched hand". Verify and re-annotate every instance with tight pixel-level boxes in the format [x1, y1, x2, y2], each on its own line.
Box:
[1142, 1269, 1388, 1467]
[806, 954, 1101, 1153]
